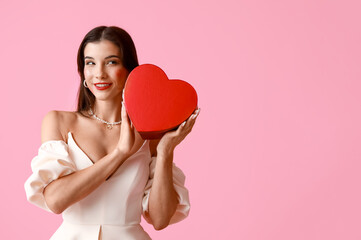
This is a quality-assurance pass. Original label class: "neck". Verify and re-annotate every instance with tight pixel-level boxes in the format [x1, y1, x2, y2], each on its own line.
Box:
[92, 98, 122, 123]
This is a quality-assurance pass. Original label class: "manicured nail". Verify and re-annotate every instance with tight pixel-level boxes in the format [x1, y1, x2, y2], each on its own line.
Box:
[181, 121, 186, 127]
[194, 108, 200, 116]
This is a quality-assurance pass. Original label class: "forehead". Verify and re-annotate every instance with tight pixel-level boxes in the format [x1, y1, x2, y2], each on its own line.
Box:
[84, 40, 121, 57]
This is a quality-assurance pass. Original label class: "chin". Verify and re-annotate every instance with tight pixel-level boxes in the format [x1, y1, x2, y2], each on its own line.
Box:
[94, 92, 122, 102]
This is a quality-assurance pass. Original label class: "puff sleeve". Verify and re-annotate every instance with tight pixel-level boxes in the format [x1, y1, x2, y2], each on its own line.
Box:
[142, 156, 190, 225]
[24, 140, 77, 212]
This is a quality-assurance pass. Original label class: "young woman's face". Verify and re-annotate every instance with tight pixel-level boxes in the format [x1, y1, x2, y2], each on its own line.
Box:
[83, 40, 129, 102]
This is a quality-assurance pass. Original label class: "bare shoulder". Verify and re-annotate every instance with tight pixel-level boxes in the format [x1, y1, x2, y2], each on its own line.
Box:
[149, 139, 161, 157]
[41, 110, 78, 143]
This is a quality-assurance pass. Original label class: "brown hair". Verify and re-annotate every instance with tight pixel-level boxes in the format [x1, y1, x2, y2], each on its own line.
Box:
[76, 26, 139, 114]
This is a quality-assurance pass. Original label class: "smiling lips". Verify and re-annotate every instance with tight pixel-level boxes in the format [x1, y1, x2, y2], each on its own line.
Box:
[94, 83, 112, 90]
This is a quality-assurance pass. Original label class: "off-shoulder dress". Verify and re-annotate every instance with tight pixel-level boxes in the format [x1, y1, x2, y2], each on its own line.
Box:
[24, 132, 190, 240]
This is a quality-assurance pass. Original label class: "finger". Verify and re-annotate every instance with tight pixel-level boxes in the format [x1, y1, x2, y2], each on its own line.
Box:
[182, 109, 200, 132]
[179, 120, 193, 135]
[175, 108, 201, 135]
[189, 108, 200, 126]
[185, 108, 200, 123]
[124, 106, 134, 129]
[174, 120, 186, 134]
[121, 102, 130, 125]
[192, 107, 201, 115]
[184, 108, 200, 127]
[191, 108, 200, 122]
[180, 120, 187, 128]
[191, 108, 201, 120]
[180, 114, 194, 131]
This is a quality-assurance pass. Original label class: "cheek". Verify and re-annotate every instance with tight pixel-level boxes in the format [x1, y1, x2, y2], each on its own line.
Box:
[115, 69, 125, 78]
[115, 69, 129, 83]
[84, 68, 92, 79]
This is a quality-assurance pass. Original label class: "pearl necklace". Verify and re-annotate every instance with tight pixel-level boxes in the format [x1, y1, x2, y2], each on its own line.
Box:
[89, 108, 121, 130]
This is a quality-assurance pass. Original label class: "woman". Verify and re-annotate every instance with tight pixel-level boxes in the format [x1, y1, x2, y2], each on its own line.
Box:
[24, 26, 200, 240]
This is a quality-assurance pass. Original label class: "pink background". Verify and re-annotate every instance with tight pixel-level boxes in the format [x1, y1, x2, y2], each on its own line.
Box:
[1, 0, 361, 239]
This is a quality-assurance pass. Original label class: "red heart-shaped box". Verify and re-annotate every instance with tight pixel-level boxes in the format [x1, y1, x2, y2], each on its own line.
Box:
[124, 64, 198, 139]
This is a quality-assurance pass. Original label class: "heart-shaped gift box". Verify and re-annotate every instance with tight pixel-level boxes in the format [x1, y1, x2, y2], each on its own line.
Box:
[124, 64, 198, 139]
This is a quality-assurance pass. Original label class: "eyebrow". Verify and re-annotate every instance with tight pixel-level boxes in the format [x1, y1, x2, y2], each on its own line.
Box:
[84, 55, 121, 60]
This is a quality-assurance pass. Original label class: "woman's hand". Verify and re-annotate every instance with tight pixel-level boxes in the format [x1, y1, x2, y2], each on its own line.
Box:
[157, 108, 200, 157]
[116, 102, 143, 159]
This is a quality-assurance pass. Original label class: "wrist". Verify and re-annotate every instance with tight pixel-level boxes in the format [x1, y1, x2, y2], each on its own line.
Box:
[112, 148, 128, 162]
[157, 147, 174, 161]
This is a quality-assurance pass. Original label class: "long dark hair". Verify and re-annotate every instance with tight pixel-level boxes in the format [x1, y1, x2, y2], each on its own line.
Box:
[76, 26, 139, 115]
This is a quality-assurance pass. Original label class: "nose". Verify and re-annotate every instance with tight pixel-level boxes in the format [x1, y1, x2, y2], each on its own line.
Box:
[95, 65, 106, 79]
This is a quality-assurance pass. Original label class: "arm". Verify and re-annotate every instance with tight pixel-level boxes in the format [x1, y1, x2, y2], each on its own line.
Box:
[42, 107, 140, 214]
[146, 108, 200, 230]
[43, 148, 125, 214]
[146, 143, 179, 230]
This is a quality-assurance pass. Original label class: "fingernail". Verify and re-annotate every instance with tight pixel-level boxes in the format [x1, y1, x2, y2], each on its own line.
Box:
[181, 121, 186, 127]
[191, 114, 196, 119]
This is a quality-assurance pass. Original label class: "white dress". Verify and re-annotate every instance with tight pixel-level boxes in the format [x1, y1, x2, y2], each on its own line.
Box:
[24, 132, 190, 240]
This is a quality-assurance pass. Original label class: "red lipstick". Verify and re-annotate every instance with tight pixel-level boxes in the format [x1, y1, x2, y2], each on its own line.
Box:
[94, 83, 112, 90]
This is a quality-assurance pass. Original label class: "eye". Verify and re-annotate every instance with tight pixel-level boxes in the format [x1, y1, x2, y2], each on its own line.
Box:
[107, 60, 118, 65]
[85, 61, 95, 65]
